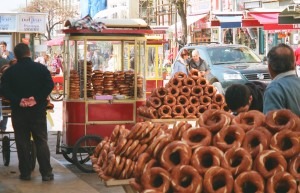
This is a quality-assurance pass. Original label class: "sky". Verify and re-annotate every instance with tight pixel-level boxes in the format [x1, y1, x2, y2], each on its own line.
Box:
[0, 0, 32, 12]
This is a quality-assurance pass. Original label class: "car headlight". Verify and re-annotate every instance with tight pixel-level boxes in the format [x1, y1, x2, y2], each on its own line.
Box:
[223, 73, 242, 80]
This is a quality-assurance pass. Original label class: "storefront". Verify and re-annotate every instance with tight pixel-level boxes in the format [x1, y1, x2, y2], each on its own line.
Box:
[0, 12, 47, 56]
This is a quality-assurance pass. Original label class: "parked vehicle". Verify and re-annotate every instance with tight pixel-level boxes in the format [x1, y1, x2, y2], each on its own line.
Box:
[174, 43, 271, 91]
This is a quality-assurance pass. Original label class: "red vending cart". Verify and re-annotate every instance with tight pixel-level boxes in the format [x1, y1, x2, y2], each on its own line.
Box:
[57, 18, 151, 172]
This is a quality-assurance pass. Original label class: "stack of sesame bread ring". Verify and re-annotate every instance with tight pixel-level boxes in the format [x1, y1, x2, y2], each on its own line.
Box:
[91, 108, 300, 193]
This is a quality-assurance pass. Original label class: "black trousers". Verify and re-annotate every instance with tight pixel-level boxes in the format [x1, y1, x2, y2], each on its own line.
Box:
[11, 108, 52, 176]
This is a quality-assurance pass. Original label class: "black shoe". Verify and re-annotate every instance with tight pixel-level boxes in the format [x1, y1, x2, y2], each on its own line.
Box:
[42, 173, 54, 181]
[19, 175, 31, 181]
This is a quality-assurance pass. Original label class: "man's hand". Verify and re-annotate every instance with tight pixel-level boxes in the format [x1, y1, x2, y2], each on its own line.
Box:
[19, 97, 37, 107]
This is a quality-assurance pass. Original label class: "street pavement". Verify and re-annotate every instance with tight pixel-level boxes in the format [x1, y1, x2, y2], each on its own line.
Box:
[0, 100, 125, 193]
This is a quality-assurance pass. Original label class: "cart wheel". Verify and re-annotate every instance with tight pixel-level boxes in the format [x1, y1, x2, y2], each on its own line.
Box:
[29, 140, 37, 171]
[2, 136, 10, 166]
[62, 153, 74, 164]
[50, 93, 63, 101]
[72, 135, 102, 173]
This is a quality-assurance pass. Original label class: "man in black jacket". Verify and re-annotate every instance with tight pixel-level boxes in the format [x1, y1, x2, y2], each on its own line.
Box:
[225, 81, 267, 115]
[1, 43, 54, 181]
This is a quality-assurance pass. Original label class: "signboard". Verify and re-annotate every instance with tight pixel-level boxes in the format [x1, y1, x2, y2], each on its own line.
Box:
[18, 14, 46, 33]
[0, 14, 17, 32]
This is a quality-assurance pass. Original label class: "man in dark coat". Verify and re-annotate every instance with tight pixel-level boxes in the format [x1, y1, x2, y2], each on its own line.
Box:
[1, 43, 54, 181]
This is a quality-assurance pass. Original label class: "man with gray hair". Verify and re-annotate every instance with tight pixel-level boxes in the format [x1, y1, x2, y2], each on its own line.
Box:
[263, 43, 300, 116]
[188, 49, 210, 76]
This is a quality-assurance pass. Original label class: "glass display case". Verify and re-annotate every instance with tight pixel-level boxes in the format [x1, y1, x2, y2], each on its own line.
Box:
[61, 19, 151, 150]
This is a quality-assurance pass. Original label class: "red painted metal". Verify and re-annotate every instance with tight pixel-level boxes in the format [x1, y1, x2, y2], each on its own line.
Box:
[86, 123, 135, 139]
[65, 102, 85, 123]
[88, 103, 134, 121]
[65, 124, 85, 146]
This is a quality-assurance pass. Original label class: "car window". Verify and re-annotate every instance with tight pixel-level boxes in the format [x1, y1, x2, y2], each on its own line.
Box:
[208, 47, 262, 65]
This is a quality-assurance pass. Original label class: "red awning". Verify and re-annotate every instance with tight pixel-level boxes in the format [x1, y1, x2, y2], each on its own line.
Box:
[46, 37, 64, 46]
[263, 24, 300, 30]
[246, 12, 298, 30]
[248, 12, 279, 24]
[242, 19, 263, 27]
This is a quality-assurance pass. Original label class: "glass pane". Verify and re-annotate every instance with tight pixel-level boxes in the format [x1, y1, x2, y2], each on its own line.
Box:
[65, 39, 147, 100]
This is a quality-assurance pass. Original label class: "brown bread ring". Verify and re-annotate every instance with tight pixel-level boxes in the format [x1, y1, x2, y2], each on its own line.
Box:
[191, 146, 224, 175]
[146, 96, 162, 109]
[172, 105, 185, 117]
[199, 95, 211, 106]
[207, 103, 221, 110]
[265, 109, 299, 132]
[174, 71, 187, 81]
[254, 150, 287, 179]
[183, 77, 196, 87]
[141, 167, 171, 193]
[181, 127, 212, 149]
[154, 87, 168, 99]
[234, 171, 264, 193]
[176, 95, 189, 107]
[212, 93, 225, 106]
[270, 129, 300, 159]
[196, 77, 208, 87]
[180, 86, 192, 97]
[171, 165, 203, 193]
[189, 68, 203, 80]
[221, 147, 252, 177]
[198, 109, 232, 133]
[242, 128, 271, 159]
[203, 166, 234, 193]
[158, 105, 172, 117]
[191, 85, 203, 97]
[148, 107, 158, 119]
[232, 110, 265, 132]
[134, 152, 151, 179]
[266, 171, 297, 193]
[163, 94, 177, 106]
[160, 141, 192, 171]
[189, 96, 200, 106]
[167, 86, 180, 97]
[196, 105, 208, 115]
[213, 125, 245, 152]
[204, 85, 217, 97]
[169, 77, 182, 87]
[184, 105, 197, 116]
[289, 156, 300, 180]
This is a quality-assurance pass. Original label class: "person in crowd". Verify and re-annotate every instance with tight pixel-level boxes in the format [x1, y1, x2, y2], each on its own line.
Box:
[225, 81, 267, 115]
[263, 43, 300, 116]
[91, 50, 103, 71]
[171, 49, 189, 77]
[0, 41, 14, 61]
[0, 41, 14, 132]
[294, 40, 300, 77]
[1, 43, 54, 181]
[34, 53, 50, 66]
[130, 57, 135, 70]
[0, 54, 10, 132]
[188, 49, 210, 76]
[51, 53, 62, 74]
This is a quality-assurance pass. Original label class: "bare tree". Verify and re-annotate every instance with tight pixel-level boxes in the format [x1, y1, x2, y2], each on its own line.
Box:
[172, 0, 187, 45]
[23, 0, 78, 40]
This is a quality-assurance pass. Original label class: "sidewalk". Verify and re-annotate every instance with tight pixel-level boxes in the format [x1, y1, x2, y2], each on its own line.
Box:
[0, 151, 101, 193]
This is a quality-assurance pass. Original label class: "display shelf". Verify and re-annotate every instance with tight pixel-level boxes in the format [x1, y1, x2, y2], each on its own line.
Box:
[105, 178, 136, 193]
[138, 115, 199, 127]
